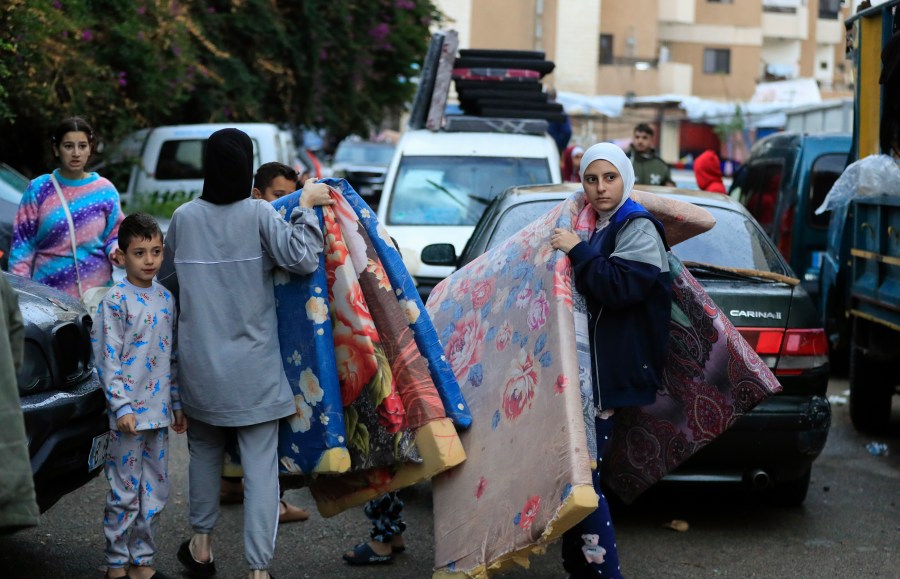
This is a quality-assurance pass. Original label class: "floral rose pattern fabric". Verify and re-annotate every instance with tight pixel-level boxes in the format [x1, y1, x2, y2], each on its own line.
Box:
[428, 191, 781, 576]
[271, 181, 470, 490]
[428, 195, 595, 575]
[337, 180, 472, 429]
[272, 202, 346, 475]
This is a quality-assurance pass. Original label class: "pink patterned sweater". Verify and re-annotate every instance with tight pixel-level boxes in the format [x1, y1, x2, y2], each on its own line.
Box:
[9, 170, 124, 299]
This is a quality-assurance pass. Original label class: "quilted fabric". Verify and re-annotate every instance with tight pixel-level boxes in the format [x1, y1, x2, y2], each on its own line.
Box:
[334, 179, 472, 428]
[270, 181, 470, 476]
[271, 194, 349, 476]
[428, 191, 780, 577]
[606, 254, 783, 503]
[427, 195, 596, 577]
[269, 180, 469, 514]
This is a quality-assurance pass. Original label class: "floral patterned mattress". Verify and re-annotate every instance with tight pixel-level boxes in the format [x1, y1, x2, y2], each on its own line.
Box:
[427, 191, 781, 577]
[270, 179, 471, 516]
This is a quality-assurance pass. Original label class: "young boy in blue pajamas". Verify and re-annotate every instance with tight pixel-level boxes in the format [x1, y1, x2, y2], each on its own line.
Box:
[92, 212, 187, 579]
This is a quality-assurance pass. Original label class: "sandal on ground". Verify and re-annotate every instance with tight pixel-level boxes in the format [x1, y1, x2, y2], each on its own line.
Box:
[277, 500, 310, 524]
[342, 542, 394, 565]
[391, 541, 406, 554]
[177, 539, 217, 577]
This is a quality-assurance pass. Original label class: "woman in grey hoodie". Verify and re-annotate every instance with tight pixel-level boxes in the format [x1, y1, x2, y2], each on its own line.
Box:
[159, 128, 332, 579]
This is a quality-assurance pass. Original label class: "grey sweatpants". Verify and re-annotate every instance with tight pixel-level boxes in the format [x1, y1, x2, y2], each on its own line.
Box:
[187, 418, 281, 571]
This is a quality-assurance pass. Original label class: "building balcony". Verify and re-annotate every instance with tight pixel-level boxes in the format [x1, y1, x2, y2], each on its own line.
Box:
[816, 18, 843, 44]
[658, 0, 694, 24]
[762, 6, 809, 40]
[658, 62, 693, 95]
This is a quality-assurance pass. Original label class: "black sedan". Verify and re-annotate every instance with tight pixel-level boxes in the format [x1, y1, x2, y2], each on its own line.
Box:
[422, 183, 831, 505]
[4, 271, 108, 520]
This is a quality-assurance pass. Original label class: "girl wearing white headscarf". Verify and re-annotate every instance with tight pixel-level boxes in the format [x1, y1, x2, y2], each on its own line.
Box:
[550, 143, 672, 579]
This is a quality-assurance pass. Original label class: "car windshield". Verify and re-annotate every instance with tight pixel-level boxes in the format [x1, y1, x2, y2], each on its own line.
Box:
[387, 156, 552, 226]
[0, 164, 28, 203]
[334, 143, 395, 166]
[484, 198, 787, 274]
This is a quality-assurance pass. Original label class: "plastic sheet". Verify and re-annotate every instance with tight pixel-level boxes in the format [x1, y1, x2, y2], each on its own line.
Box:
[815, 154, 900, 216]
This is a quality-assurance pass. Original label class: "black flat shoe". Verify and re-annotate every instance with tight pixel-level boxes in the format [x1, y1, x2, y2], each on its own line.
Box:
[177, 540, 217, 577]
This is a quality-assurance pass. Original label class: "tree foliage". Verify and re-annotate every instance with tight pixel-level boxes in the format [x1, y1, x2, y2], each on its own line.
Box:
[0, 0, 441, 175]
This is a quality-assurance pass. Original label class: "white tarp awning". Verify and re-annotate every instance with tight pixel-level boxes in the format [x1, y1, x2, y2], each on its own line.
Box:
[555, 78, 831, 129]
[555, 91, 625, 117]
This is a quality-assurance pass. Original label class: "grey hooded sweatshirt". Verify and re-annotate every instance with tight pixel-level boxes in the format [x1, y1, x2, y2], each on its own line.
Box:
[158, 198, 323, 426]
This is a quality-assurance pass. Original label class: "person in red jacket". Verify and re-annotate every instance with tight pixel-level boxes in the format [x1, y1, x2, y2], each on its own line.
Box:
[693, 150, 727, 194]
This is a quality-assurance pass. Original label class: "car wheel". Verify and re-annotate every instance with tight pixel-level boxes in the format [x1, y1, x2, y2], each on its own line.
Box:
[767, 467, 811, 507]
[848, 327, 892, 434]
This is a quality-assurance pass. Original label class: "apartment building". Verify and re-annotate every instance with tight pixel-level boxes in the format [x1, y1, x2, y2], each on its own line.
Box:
[435, 0, 852, 102]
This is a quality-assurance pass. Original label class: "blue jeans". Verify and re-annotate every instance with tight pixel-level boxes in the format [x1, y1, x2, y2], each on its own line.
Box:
[561, 414, 622, 578]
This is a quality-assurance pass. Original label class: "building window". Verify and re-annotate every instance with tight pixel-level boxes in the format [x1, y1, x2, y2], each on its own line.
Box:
[599, 34, 614, 65]
[703, 48, 731, 74]
[819, 0, 842, 19]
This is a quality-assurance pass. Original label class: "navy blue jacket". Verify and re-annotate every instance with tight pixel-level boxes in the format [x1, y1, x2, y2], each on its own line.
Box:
[567, 198, 672, 409]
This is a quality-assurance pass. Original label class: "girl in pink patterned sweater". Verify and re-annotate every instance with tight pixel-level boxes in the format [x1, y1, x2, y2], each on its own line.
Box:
[9, 117, 124, 299]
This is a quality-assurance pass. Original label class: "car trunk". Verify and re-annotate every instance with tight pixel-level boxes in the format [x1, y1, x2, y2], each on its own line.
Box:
[693, 279, 829, 396]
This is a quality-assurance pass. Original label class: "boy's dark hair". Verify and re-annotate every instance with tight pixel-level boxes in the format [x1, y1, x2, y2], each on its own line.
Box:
[253, 162, 298, 192]
[118, 212, 163, 252]
[51, 116, 95, 147]
[633, 123, 654, 137]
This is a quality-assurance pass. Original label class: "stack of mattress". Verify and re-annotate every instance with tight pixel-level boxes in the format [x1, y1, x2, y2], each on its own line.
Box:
[452, 49, 565, 122]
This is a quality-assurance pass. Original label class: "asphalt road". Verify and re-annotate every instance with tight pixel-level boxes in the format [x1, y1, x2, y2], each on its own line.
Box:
[1, 378, 897, 579]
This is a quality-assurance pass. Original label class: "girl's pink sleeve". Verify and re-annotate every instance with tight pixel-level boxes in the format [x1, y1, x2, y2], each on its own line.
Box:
[103, 184, 125, 258]
[8, 180, 41, 277]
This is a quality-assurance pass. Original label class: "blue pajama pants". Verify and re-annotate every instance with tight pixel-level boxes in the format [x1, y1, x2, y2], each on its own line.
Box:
[103, 428, 169, 569]
[365, 492, 406, 542]
[561, 414, 622, 578]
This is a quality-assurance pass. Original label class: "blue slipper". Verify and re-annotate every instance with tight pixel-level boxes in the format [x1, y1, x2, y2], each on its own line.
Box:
[343, 542, 394, 565]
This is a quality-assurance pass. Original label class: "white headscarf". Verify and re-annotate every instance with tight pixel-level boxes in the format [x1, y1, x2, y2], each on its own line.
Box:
[579, 142, 636, 223]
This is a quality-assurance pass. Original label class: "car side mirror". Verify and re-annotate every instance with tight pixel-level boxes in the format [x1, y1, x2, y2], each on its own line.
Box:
[421, 243, 457, 266]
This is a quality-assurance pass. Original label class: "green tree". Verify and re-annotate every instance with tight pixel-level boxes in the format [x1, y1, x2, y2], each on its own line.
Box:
[0, 0, 440, 176]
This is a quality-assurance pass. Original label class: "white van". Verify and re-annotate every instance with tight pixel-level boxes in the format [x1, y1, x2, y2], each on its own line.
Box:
[376, 127, 560, 300]
[99, 123, 297, 206]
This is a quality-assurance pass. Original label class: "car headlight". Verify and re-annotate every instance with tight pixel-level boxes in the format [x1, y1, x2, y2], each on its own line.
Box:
[17, 340, 53, 394]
